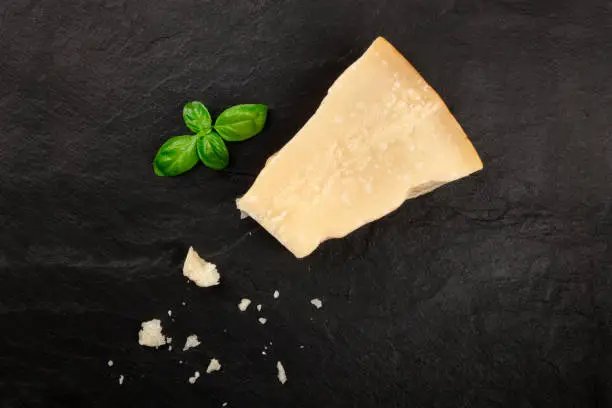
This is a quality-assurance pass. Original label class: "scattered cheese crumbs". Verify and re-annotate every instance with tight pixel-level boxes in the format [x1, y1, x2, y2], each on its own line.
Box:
[188, 371, 200, 384]
[310, 298, 323, 309]
[167, 310, 172, 317]
[257, 304, 262, 312]
[118, 375, 124, 385]
[107, 360, 114, 367]
[258, 317, 267, 325]
[138, 319, 167, 348]
[238, 298, 252, 312]
[183, 246, 220, 287]
[183, 334, 201, 351]
[273, 290, 280, 299]
[276, 361, 287, 385]
[206, 358, 222, 374]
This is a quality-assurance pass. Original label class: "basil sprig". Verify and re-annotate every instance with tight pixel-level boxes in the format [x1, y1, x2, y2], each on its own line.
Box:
[153, 101, 268, 176]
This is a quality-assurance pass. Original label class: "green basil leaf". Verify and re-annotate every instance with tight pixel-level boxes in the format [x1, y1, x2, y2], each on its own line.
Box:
[196, 132, 229, 170]
[153, 135, 199, 176]
[214, 104, 267, 142]
[183, 101, 212, 134]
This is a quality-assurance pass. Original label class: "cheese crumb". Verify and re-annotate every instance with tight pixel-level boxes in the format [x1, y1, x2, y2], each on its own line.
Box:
[273, 290, 280, 299]
[183, 334, 201, 351]
[222, 403, 228, 407]
[238, 298, 251, 312]
[107, 360, 113, 367]
[167, 310, 172, 317]
[310, 298, 323, 309]
[262, 350, 267, 355]
[118, 375, 124, 385]
[183, 246, 220, 287]
[257, 304, 262, 311]
[138, 319, 167, 348]
[188, 371, 200, 384]
[276, 361, 287, 384]
[206, 358, 222, 374]
[258, 317, 267, 325]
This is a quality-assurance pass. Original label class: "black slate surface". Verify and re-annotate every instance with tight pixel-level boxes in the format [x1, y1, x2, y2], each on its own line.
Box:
[1, 0, 611, 407]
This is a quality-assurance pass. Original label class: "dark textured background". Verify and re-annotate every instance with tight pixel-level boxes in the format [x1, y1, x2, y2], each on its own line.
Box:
[1, 0, 611, 407]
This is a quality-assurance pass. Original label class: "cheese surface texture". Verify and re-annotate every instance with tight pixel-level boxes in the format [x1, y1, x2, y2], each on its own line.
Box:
[237, 37, 483, 258]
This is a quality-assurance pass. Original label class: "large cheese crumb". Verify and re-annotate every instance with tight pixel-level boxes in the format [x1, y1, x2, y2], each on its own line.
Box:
[310, 298, 323, 309]
[138, 319, 167, 348]
[238, 298, 252, 312]
[183, 334, 201, 351]
[188, 371, 200, 384]
[206, 358, 222, 373]
[276, 361, 287, 384]
[183, 246, 220, 287]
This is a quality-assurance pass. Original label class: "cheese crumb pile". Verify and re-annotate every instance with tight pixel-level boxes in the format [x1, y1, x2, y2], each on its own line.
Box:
[138, 319, 167, 348]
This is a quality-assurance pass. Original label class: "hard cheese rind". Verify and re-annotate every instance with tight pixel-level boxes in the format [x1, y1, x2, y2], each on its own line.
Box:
[238, 37, 483, 258]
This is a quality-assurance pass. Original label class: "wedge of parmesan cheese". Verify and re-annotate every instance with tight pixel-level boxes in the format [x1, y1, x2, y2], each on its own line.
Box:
[183, 246, 220, 287]
[237, 37, 483, 258]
